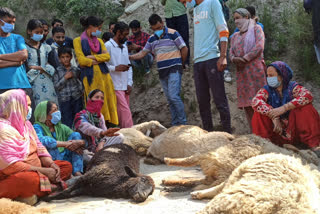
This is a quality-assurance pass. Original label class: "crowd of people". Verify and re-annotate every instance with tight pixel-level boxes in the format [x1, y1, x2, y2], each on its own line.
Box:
[0, 0, 320, 205]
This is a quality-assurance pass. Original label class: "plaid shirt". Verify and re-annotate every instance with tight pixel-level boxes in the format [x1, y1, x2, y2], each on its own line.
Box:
[128, 31, 150, 52]
[53, 65, 83, 102]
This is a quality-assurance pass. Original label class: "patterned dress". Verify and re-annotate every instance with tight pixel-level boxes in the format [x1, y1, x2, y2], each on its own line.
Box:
[230, 24, 266, 108]
[26, 43, 58, 106]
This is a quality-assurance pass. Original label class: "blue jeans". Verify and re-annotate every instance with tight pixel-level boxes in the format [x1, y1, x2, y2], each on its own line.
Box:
[60, 96, 83, 128]
[131, 53, 153, 73]
[160, 71, 187, 126]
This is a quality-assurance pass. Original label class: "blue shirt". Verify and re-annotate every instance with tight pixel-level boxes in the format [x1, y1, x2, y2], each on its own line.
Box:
[0, 33, 31, 89]
[230, 22, 264, 38]
[193, 0, 229, 63]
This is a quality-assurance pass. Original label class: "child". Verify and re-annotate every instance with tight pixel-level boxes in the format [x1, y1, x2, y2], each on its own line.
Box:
[53, 47, 83, 127]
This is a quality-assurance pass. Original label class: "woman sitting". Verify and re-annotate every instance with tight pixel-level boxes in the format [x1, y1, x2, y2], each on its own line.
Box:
[33, 101, 84, 176]
[0, 90, 72, 204]
[252, 61, 320, 153]
[74, 89, 123, 154]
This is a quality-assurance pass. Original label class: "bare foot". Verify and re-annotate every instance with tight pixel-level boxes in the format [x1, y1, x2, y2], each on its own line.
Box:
[190, 191, 202, 200]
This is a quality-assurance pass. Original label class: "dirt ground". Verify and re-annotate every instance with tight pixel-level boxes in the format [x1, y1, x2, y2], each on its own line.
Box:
[37, 160, 208, 214]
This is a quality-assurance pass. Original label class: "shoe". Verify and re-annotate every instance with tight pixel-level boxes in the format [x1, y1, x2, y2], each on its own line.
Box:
[224, 70, 232, 83]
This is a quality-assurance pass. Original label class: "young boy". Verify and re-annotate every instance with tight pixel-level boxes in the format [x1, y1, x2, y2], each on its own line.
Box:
[53, 47, 83, 128]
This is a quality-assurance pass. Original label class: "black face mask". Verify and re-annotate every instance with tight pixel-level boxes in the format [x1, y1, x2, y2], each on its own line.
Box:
[133, 31, 141, 37]
[119, 37, 127, 44]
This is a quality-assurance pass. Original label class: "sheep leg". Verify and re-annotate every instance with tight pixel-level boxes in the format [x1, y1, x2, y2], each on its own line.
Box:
[191, 182, 225, 200]
[162, 178, 206, 187]
[164, 154, 201, 167]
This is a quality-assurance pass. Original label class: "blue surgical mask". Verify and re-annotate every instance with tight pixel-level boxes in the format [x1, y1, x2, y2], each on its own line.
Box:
[51, 110, 61, 125]
[0, 19, 15, 33]
[31, 33, 44, 42]
[26, 107, 32, 121]
[154, 29, 164, 38]
[267, 76, 281, 88]
[186, 0, 197, 8]
[92, 30, 102, 37]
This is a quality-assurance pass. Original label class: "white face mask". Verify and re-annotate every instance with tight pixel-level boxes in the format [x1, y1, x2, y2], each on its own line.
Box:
[235, 18, 250, 33]
[26, 107, 32, 121]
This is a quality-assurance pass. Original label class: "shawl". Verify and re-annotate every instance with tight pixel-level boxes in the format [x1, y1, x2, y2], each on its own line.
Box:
[79, 31, 109, 85]
[0, 90, 50, 170]
[34, 101, 73, 153]
[264, 61, 298, 118]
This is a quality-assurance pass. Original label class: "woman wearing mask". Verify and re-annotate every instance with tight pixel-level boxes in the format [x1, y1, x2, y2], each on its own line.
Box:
[74, 89, 123, 155]
[0, 90, 72, 205]
[251, 61, 320, 154]
[229, 8, 266, 131]
[73, 16, 118, 126]
[25, 19, 58, 106]
[33, 101, 84, 176]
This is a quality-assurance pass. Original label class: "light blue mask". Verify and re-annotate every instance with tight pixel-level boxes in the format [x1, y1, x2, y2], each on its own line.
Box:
[26, 107, 32, 121]
[155, 29, 164, 38]
[51, 111, 61, 125]
[0, 19, 14, 33]
[92, 30, 102, 37]
[267, 76, 281, 88]
[31, 33, 44, 42]
[186, 0, 197, 8]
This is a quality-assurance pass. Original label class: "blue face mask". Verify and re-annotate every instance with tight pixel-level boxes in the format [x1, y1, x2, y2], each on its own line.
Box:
[26, 107, 32, 121]
[267, 76, 281, 88]
[92, 30, 102, 37]
[186, 0, 197, 8]
[51, 111, 61, 125]
[0, 19, 14, 33]
[31, 33, 44, 42]
[154, 29, 164, 38]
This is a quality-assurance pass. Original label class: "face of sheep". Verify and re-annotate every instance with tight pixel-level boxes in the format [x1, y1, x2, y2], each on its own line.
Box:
[125, 166, 155, 203]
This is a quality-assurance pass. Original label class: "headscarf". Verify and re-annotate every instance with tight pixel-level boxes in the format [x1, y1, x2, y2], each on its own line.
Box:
[79, 31, 109, 85]
[234, 8, 256, 54]
[34, 101, 73, 153]
[0, 90, 50, 170]
[264, 61, 298, 117]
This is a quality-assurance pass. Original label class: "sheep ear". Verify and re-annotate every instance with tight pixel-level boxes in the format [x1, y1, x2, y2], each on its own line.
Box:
[125, 166, 138, 177]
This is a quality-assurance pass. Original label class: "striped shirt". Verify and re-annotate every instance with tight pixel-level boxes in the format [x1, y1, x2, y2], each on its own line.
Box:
[143, 27, 186, 78]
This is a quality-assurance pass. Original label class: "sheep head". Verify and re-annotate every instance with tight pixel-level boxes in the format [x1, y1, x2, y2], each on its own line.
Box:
[124, 166, 155, 203]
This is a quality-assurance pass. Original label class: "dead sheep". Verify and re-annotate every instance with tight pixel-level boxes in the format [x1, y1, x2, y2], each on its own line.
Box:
[145, 125, 235, 164]
[196, 153, 320, 214]
[44, 144, 155, 203]
[163, 134, 319, 191]
[117, 121, 167, 156]
[0, 198, 50, 214]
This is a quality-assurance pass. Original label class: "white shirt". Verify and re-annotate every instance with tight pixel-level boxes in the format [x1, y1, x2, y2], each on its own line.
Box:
[105, 39, 133, 91]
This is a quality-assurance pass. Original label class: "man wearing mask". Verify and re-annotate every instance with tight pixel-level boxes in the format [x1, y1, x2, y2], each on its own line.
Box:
[177, 0, 232, 133]
[130, 14, 188, 126]
[105, 22, 133, 128]
[46, 19, 73, 49]
[127, 20, 153, 74]
[0, 7, 31, 94]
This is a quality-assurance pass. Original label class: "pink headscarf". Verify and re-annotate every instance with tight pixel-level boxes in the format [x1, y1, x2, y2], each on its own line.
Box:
[0, 89, 50, 170]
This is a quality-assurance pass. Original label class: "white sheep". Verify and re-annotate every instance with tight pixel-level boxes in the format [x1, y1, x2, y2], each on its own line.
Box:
[0, 198, 50, 214]
[163, 134, 319, 191]
[196, 153, 320, 214]
[132, 120, 167, 138]
[145, 125, 234, 164]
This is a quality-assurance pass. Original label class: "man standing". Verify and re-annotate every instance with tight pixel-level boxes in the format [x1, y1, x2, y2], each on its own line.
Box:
[105, 22, 133, 128]
[161, 0, 190, 66]
[130, 14, 188, 126]
[0, 7, 30, 94]
[127, 20, 153, 74]
[46, 19, 73, 49]
[178, 0, 232, 133]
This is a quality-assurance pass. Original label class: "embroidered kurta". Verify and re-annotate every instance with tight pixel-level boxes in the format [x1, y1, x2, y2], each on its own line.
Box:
[26, 43, 58, 105]
[230, 24, 266, 108]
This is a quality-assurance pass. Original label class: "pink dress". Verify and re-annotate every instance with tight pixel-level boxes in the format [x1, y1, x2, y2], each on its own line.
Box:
[230, 24, 266, 108]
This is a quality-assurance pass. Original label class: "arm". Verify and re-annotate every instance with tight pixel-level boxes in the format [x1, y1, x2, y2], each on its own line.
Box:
[229, 36, 236, 62]
[0, 60, 22, 68]
[73, 38, 93, 67]
[0, 161, 31, 176]
[130, 50, 148, 61]
[251, 88, 273, 115]
[33, 124, 67, 149]
[243, 25, 265, 62]
[53, 67, 67, 91]
[94, 40, 111, 62]
[0, 35, 28, 62]
[42, 64, 55, 77]
[288, 85, 313, 109]
[180, 46, 188, 64]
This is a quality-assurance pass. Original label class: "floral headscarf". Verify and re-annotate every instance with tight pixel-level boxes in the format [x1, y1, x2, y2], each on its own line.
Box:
[0, 90, 50, 170]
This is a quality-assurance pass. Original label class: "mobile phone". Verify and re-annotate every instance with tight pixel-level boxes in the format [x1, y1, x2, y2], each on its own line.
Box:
[127, 41, 132, 45]
[128, 64, 132, 67]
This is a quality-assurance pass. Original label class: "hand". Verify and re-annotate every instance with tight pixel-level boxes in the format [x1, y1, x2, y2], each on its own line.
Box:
[130, 43, 140, 51]
[96, 141, 104, 152]
[272, 118, 282, 135]
[50, 162, 61, 182]
[125, 85, 132, 95]
[267, 106, 286, 120]
[217, 56, 227, 72]
[115, 65, 130, 72]
[29, 65, 45, 73]
[66, 140, 85, 152]
[64, 71, 73, 80]
[100, 128, 120, 137]
[232, 57, 246, 65]
[92, 59, 100, 65]
[86, 55, 96, 60]
[42, 167, 58, 183]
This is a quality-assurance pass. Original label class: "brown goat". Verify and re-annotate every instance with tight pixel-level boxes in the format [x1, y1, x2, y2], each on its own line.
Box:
[44, 144, 155, 203]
